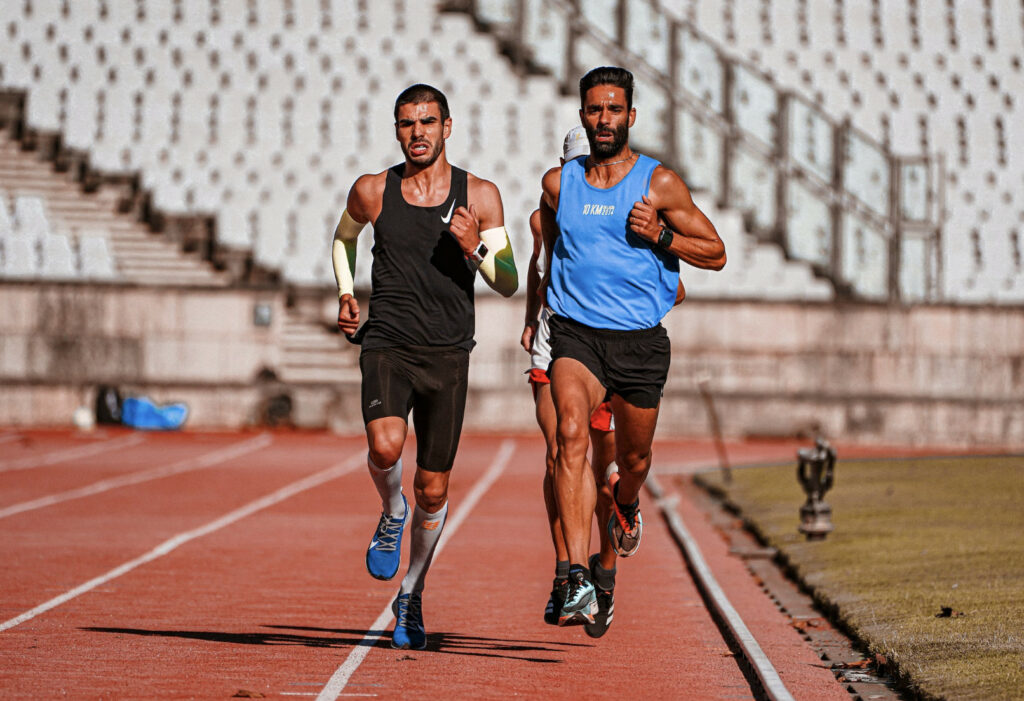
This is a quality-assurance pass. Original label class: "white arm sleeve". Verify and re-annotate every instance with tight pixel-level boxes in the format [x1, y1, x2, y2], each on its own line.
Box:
[477, 226, 518, 297]
[332, 209, 366, 298]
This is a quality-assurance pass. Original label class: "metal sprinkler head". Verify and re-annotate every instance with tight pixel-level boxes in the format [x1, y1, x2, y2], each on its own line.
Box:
[797, 437, 836, 540]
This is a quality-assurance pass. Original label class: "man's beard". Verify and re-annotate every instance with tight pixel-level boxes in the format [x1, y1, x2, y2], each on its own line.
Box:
[404, 139, 443, 166]
[586, 123, 629, 158]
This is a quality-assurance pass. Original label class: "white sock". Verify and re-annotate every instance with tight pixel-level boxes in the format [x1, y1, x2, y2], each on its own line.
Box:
[605, 460, 619, 482]
[367, 454, 406, 518]
[399, 502, 448, 595]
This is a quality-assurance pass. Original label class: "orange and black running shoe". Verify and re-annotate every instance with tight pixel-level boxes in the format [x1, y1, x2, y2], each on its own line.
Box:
[607, 472, 642, 557]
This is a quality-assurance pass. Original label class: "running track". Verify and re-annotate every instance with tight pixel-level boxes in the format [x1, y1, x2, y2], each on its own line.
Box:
[0, 429, 870, 699]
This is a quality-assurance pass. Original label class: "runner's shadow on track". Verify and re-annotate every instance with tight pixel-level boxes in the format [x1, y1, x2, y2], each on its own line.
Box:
[267, 625, 593, 662]
[84, 625, 592, 663]
[419, 631, 591, 662]
[81, 626, 376, 649]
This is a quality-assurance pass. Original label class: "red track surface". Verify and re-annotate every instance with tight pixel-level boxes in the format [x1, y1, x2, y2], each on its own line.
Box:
[0, 428, 914, 699]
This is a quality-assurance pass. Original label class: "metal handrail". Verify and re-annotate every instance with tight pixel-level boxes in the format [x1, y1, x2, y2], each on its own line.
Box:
[458, 0, 944, 302]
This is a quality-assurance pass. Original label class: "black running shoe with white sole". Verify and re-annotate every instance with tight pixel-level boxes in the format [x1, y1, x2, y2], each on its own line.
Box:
[544, 577, 569, 625]
[584, 554, 615, 638]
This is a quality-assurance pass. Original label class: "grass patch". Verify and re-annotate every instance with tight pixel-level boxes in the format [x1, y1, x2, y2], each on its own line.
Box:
[695, 455, 1024, 700]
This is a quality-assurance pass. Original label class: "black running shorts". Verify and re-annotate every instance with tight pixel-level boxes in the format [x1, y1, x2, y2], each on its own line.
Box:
[359, 345, 470, 472]
[548, 314, 670, 409]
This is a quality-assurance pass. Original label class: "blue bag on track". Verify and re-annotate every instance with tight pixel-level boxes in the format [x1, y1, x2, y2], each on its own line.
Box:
[121, 396, 188, 430]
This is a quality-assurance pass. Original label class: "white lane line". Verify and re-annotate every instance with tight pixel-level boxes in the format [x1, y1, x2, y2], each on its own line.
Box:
[0, 434, 273, 520]
[647, 475, 796, 701]
[0, 434, 146, 473]
[316, 439, 517, 701]
[0, 448, 366, 633]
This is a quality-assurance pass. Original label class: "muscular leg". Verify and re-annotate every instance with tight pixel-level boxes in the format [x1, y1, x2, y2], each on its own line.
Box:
[412, 465, 450, 513]
[609, 395, 660, 506]
[535, 384, 569, 565]
[589, 425, 617, 571]
[550, 357, 605, 568]
[365, 417, 408, 515]
[399, 348, 466, 596]
[366, 416, 408, 468]
[399, 466, 450, 595]
[585, 423, 618, 637]
[363, 416, 410, 582]
[390, 346, 469, 651]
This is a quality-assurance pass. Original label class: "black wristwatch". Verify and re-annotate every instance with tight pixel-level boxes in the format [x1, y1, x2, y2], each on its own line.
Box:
[657, 227, 674, 248]
[466, 240, 488, 264]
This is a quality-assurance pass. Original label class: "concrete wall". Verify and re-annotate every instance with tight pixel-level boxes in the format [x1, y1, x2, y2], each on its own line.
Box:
[2, 283, 1021, 448]
[466, 297, 1024, 447]
[654, 301, 1024, 445]
[0, 283, 284, 426]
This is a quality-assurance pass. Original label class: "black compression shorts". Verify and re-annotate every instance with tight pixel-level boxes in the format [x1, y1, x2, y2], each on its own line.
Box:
[548, 314, 670, 409]
[359, 345, 470, 472]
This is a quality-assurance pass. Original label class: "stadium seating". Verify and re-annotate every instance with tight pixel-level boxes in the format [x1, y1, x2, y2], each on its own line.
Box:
[657, 0, 1023, 303]
[0, 0, 830, 302]
[469, 0, 1021, 304]
[0, 128, 225, 285]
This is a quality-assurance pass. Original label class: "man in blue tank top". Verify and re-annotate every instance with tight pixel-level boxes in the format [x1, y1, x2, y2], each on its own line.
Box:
[539, 67, 726, 627]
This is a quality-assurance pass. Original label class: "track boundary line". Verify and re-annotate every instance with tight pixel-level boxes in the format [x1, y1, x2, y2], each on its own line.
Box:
[0, 434, 146, 473]
[0, 433, 273, 520]
[647, 474, 796, 701]
[0, 448, 366, 634]
[316, 439, 518, 701]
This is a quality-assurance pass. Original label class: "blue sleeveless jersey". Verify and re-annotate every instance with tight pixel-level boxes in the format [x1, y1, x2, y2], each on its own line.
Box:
[548, 154, 679, 330]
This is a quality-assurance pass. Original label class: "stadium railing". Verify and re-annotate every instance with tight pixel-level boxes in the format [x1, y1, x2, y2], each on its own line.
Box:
[454, 0, 945, 304]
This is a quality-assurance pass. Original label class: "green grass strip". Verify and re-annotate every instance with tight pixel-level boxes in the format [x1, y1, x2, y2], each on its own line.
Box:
[695, 455, 1024, 701]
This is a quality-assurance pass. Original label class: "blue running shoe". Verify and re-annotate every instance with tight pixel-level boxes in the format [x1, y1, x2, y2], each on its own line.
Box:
[391, 592, 426, 650]
[366, 495, 407, 581]
[558, 570, 597, 626]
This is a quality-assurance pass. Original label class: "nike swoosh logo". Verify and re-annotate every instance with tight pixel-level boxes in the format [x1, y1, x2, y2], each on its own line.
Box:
[368, 539, 380, 550]
[440, 200, 456, 224]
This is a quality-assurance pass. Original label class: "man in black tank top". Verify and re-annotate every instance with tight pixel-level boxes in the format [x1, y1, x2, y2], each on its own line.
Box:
[330, 84, 518, 650]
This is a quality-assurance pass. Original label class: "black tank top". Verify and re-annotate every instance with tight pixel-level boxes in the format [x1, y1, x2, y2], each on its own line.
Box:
[361, 164, 475, 350]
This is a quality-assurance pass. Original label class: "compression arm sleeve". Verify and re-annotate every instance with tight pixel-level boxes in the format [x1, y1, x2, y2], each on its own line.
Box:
[478, 226, 519, 297]
[332, 209, 366, 298]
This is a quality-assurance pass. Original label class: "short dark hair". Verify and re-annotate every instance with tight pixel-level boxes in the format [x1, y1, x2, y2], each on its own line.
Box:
[579, 66, 634, 111]
[394, 83, 450, 122]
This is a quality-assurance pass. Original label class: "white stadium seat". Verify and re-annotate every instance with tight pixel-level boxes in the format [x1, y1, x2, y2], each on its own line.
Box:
[0, 191, 14, 236]
[14, 196, 52, 238]
[2, 235, 40, 277]
[79, 233, 117, 280]
[2, 0, 1018, 301]
[40, 233, 78, 279]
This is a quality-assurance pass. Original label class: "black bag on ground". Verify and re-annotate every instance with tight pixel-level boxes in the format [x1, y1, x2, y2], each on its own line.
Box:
[95, 385, 123, 424]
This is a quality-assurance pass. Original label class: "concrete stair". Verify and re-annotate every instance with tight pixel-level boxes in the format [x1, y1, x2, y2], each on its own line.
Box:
[0, 130, 227, 287]
[278, 314, 360, 385]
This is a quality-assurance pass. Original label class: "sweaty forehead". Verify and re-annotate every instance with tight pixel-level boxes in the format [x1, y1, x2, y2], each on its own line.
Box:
[396, 100, 443, 121]
[583, 85, 627, 107]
